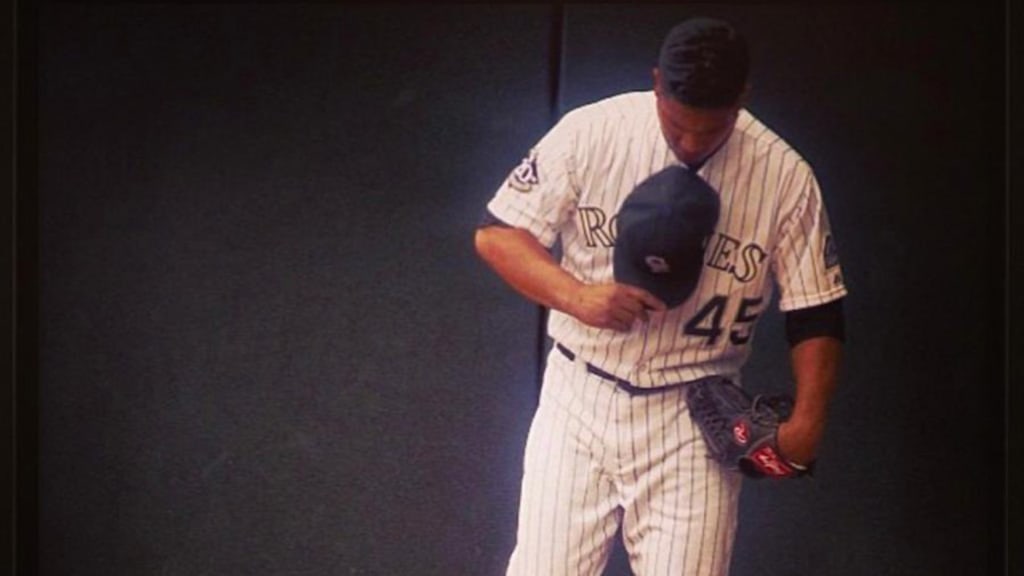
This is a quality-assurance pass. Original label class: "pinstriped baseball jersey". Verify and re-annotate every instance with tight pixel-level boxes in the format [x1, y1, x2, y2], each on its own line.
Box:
[487, 90, 847, 389]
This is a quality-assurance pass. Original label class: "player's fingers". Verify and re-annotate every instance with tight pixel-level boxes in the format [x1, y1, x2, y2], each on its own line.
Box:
[644, 293, 668, 312]
[616, 300, 654, 328]
[595, 315, 628, 332]
[619, 298, 651, 324]
[610, 306, 636, 327]
[623, 286, 667, 312]
[610, 320, 631, 332]
[614, 292, 646, 315]
[606, 289, 654, 326]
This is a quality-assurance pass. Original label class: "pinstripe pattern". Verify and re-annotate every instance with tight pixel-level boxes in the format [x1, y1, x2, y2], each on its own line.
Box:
[506, 349, 741, 576]
[487, 91, 847, 387]
[488, 90, 844, 574]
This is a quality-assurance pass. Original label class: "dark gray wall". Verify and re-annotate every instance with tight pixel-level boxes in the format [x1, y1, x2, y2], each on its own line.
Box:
[38, 5, 551, 575]
[33, 4, 1005, 576]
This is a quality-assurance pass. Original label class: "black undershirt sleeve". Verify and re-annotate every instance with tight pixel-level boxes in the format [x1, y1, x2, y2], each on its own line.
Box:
[478, 208, 512, 229]
[785, 298, 846, 346]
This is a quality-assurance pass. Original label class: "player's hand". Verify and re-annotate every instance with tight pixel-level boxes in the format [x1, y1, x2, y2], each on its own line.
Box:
[567, 283, 667, 332]
[776, 418, 824, 467]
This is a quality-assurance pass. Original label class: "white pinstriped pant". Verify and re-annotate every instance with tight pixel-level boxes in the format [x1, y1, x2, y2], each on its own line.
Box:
[506, 348, 742, 576]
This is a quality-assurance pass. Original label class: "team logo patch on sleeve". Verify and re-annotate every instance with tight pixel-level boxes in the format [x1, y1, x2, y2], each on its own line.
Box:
[823, 234, 840, 269]
[507, 149, 540, 192]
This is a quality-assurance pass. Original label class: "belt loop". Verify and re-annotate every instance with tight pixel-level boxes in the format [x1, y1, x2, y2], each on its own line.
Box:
[555, 342, 576, 362]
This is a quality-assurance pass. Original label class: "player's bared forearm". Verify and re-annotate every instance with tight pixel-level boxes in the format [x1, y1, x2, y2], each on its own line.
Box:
[474, 225, 583, 314]
[780, 336, 843, 463]
[788, 336, 842, 423]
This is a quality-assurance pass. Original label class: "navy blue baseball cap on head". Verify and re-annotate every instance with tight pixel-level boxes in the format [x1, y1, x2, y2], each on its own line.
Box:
[613, 166, 720, 309]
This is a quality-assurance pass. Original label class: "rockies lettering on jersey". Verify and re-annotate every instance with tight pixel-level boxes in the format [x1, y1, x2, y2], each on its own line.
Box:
[489, 91, 847, 389]
[575, 207, 768, 282]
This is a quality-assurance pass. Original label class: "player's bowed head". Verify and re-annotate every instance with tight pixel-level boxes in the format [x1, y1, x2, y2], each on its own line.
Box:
[653, 17, 752, 168]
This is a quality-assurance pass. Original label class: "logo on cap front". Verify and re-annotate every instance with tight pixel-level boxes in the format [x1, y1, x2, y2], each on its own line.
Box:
[645, 255, 671, 274]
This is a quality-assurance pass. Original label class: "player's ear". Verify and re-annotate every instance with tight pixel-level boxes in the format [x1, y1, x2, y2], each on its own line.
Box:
[652, 67, 661, 91]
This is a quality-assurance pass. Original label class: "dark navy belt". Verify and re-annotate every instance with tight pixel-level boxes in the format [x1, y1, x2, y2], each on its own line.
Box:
[555, 343, 686, 396]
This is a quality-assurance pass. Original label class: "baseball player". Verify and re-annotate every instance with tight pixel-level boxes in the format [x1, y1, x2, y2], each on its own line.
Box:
[475, 16, 846, 576]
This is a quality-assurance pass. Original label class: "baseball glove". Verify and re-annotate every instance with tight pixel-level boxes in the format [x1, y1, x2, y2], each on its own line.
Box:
[684, 377, 812, 479]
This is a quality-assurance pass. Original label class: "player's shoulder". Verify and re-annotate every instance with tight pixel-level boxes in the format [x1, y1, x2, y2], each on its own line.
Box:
[735, 109, 813, 174]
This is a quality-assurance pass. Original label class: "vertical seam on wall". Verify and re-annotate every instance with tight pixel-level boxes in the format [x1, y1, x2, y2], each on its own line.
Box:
[14, 0, 40, 573]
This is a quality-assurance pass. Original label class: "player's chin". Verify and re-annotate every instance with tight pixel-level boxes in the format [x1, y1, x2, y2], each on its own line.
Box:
[670, 149, 705, 167]
[684, 153, 712, 167]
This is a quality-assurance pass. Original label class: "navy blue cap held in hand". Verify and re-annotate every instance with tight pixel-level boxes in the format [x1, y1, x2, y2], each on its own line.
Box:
[613, 166, 720, 309]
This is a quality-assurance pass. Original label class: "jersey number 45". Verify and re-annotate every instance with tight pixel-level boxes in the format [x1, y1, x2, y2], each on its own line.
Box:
[683, 295, 763, 347]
